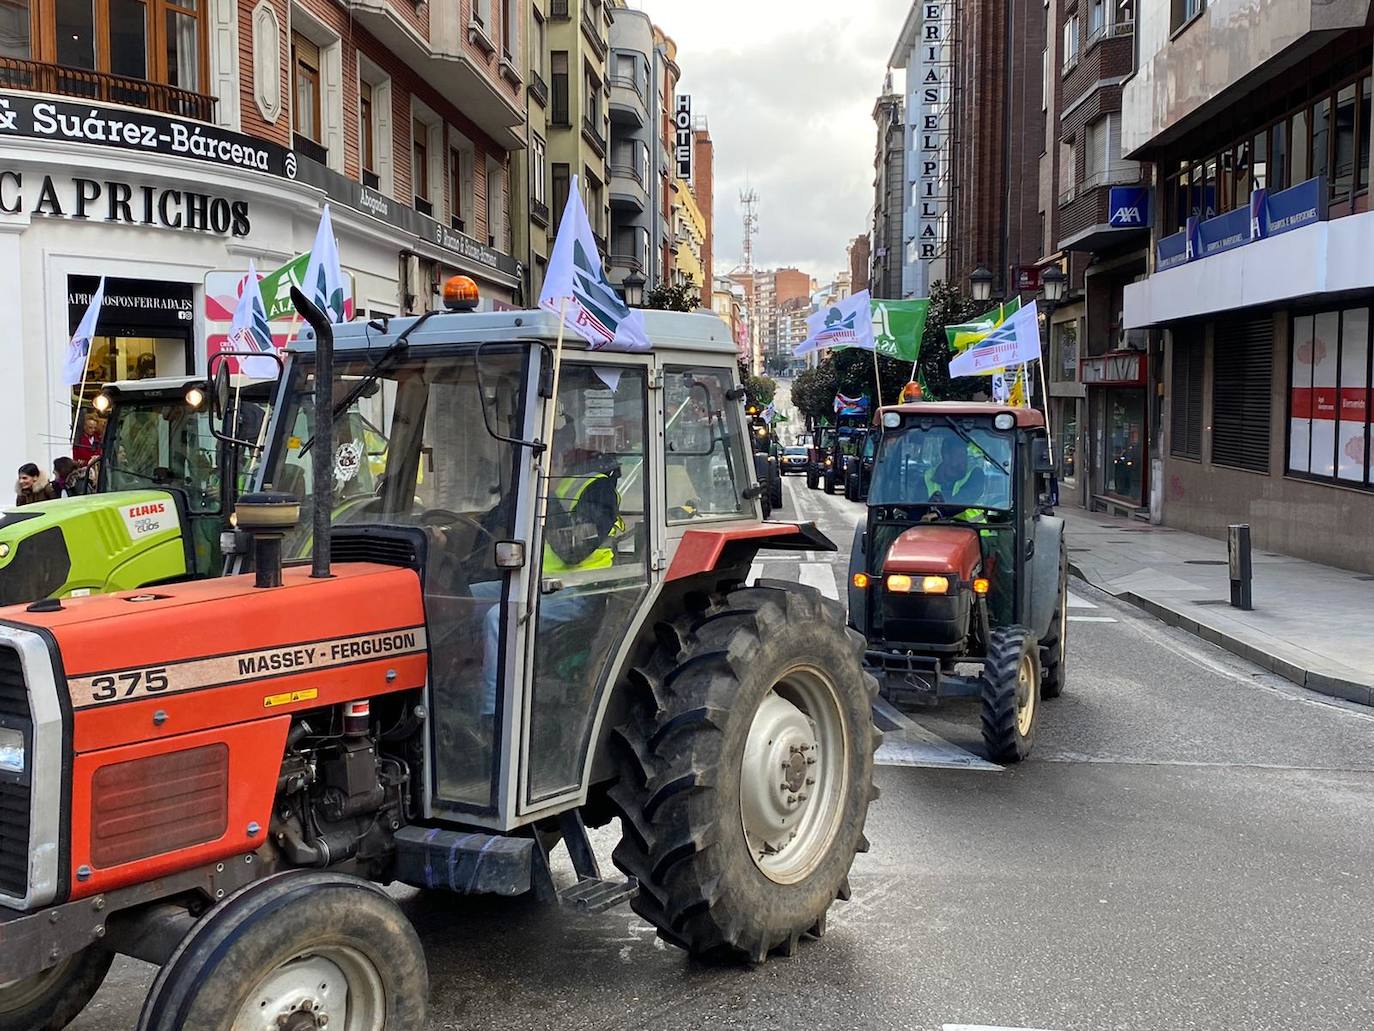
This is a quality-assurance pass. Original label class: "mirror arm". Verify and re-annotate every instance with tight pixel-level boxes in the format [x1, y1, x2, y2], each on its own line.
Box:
[475, 340, 551, 453]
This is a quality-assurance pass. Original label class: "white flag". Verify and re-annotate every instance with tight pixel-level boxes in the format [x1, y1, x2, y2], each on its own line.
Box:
[302, 204, 349, 323]
[539, 175, 651, 351]
[62, 277, 105, 386]
[228, 261, 279, 380]
[949, 300, 1043, 378]
[793, 290, 876, 356]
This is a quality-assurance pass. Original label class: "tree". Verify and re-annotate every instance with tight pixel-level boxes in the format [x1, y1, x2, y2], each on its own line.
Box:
[743, 374, 776, 408]
[791, 362, 837, 429]
[646, 282, 700, 312]
[915, 279, 985, 401]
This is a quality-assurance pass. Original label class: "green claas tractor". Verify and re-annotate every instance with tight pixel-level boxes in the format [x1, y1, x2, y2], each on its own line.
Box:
[846, 402, 1068, 762]
[0, 376, 272, 605]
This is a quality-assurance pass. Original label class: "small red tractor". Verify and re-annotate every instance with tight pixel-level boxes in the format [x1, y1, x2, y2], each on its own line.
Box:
[0, 285, 879, 1029]
[847, 402, 1068, 762]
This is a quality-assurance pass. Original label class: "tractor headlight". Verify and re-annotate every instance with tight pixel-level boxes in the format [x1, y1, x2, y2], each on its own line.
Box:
[0, 725, 24, 774]
[885, 574, 951, 594]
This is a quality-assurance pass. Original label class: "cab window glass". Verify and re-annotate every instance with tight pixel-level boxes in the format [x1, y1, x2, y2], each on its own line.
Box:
[107, 403, 221, 513]
[663, 366, 748, 521]
[871, 425, 1014, 512]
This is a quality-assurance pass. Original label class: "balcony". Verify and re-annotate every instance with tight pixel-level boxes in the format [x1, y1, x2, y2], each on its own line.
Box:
[582, 10, 607, 59]
[1061, 23, 1135, 117]
[294, 134, 329, 166]
[528, 70, 549, 107]
[582, 115, 607, 157]
[609, 163, 648, 212]
[531, 197, 550, 227]
[608, 251, 646, 275]
[1057, 166, 1148, 253]
[608, 74, 646, 128]
[0, 57, 216, 121]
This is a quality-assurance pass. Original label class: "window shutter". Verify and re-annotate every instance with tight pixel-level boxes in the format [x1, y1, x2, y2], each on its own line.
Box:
[1211, 317, 1273, 472]
[1170, 327, 1204, 459]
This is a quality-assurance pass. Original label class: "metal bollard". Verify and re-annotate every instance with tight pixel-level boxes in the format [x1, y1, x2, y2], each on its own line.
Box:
[1228, 524, 1253, 611]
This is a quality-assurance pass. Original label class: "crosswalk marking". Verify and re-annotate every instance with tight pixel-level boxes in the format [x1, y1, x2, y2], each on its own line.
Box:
[1066, 593, 1097, 609]
[747, 561, 763, 583]
[798, 561, 839, 600]
[1069, 615, 1117, 623]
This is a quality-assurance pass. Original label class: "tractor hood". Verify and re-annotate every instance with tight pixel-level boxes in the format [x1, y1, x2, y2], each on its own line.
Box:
[881, 525, 981, 581]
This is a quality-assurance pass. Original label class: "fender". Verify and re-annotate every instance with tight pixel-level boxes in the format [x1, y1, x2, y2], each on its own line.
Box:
[664, 521, 835, 582]
[1028, 516, 1065, 640]
[846, 524, 866, 632]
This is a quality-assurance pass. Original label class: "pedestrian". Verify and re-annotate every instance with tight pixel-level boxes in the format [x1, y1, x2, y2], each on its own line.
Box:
[52, 456, 78, 497]
[15, 463, 57, 506]
[72, 412, 103, 466]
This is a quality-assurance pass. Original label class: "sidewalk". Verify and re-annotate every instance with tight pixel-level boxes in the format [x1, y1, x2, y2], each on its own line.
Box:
[1060, 509, 1374, 705]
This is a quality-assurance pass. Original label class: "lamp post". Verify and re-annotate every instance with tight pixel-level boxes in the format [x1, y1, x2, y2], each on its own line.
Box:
[970, 265, 994, 305]
[622, 271, 646, 308]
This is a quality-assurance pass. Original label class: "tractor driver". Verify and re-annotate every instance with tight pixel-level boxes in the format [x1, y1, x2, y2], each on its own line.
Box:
[924, 434, 989, 512]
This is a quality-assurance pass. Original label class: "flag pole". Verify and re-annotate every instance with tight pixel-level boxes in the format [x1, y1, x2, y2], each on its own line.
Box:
[872, 347, 882, 407]
[1037, 355, 1055, 463]
[536, 297, 569, 535]
[69, 357, 93, 445]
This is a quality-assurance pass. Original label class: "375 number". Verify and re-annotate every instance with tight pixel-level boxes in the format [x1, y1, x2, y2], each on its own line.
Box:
[89, 667, 170, 702]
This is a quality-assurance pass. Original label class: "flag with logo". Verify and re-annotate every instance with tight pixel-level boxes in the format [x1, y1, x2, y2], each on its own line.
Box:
[946, 297, 1021, 354]
[62, 277, 105, 386]
[793, 290, 875, 356]
[870, 298, 929, 361]
[258, 253, 310, 320]
[228, 261, 279, 380]
[949, 300, 1043, 378]
[302, 204, 349, 323]
[833, 393, 870, 417]
[540, 174, 650, 351]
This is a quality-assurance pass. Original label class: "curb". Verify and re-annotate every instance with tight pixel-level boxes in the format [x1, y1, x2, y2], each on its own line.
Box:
[1067, 562, 1374, 708]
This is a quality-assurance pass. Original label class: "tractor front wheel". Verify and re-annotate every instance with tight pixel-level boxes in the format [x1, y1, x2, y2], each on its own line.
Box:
[0, 946, 112, 1031]
[1040, 553, 1069, 699]
[138, 870, 428, 1031]
[610, 585, 879, 963]
[980, 626, 1041, 763]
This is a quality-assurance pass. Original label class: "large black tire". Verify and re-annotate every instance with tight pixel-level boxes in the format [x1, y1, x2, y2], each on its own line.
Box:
[823, 469, 836, 494]
[0, 947, 113, 1031]
[609, 584, 880, 963]
[138, 870, 428, 1031]
[1040, 553, 1068, 699]
[980, 626, 1041, 763]
[806, 467, 819, 490]
[770, 474, 783, 509]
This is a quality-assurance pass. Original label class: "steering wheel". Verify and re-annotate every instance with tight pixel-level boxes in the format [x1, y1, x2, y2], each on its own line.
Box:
[418, 508, 498, 546]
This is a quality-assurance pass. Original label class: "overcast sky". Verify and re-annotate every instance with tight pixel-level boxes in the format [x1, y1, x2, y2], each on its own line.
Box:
[637, 0, 911, 284]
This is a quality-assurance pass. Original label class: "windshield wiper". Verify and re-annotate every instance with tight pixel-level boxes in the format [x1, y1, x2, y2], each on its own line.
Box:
[944, 417, 1010, 476]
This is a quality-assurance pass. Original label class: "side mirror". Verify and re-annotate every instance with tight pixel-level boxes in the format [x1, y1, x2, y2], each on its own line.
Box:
[213, 360, 231, 422]
[475, 340, 554, 452]
[1032, 436, 1054, 474]
[207, 350, 279, 449]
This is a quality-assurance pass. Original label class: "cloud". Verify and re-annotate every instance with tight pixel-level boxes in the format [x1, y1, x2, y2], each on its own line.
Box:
[638, 0, 911, 281]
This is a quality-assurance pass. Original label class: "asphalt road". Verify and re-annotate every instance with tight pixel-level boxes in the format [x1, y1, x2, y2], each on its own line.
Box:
[71, 474, 1374, 1031]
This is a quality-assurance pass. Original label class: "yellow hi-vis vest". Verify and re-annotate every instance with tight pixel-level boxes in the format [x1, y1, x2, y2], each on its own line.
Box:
[923, 465, 987, 524]
[542, 472, 624, 574]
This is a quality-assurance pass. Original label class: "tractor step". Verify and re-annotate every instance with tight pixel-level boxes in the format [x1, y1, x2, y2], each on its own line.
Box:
[558, 875, 638, 914]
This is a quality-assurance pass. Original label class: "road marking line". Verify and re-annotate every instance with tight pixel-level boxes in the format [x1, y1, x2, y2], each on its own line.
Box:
[944, 1025, 1067, 1031]
[872, 697, 1001, 772]
[798, 561, 839, 600]
[1068, 615, 1117, 623]
[1066, 593, 1097, 608]
[747, 562, 763, 583]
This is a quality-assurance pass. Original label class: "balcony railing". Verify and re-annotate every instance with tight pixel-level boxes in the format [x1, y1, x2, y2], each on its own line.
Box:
[294, 134, 329, 166]
[608, 73, 644, 101]
[1058, 183, 1077, 207]
[531, 198, 549, 226]
[581, 11, 607, 58]
[610, 162, 644, 186]
[0, 56, 216, 121]
[609, 252, 646, 273]
[528, 71, 549, 106]
[1083, 17, 1134, 49]
[582, 115, 607, 156]
[1078, 165, 1144, 191]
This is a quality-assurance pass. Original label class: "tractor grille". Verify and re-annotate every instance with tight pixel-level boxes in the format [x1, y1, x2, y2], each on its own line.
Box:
[0, 646, 31, 900]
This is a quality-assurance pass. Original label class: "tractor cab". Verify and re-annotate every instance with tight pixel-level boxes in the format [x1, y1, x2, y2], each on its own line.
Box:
[847, 401, 1069, 762]
[0, 377, 272, 604]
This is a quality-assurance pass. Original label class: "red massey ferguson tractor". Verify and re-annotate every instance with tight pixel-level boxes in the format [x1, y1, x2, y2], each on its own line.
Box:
[0, 289, 879, 1029]
[846, 402, 1068, 762]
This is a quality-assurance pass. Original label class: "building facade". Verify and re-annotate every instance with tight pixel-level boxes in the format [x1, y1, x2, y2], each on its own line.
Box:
[848, 233, 871, 295]
[668, 173, 706, 292]
[1121, 0, 1374, 572]
[871, 76, 905, 300]
[691, 122, 714, 307]
[0, 0, 526, 475]
[605, 3, 655, 291]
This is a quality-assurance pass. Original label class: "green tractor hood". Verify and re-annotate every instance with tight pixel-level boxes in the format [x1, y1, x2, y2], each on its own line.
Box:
[0, 490, 191, 605]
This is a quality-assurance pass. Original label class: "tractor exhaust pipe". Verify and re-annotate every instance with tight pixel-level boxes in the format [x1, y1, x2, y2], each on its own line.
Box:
[291, 286, 334, 580]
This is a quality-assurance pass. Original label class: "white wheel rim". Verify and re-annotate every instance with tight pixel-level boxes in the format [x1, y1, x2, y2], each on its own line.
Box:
[1015, 653, 1037, 737]
[234, 947, 385, 1031]
[739, 664, 850, 884]
[0, 955, 78, 1012]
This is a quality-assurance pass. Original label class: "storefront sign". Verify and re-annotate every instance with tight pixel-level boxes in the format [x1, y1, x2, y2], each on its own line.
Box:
[1155, 177, 1329, 272]
[0, 90, 519, 280]
[1079, 350, 1146, 386]
[1196, 206, 1251, 258]
[2, 170, 250, 236]
[1156, 228, 1190, 271]
[1107, 186, 1149, 228]
[1252, 177, 1328, 240]
[674, 95, 693, 181]
[1013, 265, 1041, 291]
[68, 275, 194, 331]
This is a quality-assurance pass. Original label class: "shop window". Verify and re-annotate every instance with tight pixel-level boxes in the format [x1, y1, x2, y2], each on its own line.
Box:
[1058, 404, 1078, 483]
[1170, 329, 1204, 460]
[1211, 317, 1272, 474]
[1055, 320, 1078, 382]
[1289, 309, 1371, 486]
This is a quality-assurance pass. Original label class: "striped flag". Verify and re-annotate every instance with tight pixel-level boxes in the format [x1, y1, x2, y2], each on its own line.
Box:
[228, 260, 278, 379]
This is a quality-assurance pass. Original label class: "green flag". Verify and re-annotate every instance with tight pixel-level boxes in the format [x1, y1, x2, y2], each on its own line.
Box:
[871, 298, 930, 362]
[257, 253, 310, 320]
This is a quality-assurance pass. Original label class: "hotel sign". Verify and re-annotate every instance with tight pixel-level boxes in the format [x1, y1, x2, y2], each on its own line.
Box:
[674, 95, 693, 182]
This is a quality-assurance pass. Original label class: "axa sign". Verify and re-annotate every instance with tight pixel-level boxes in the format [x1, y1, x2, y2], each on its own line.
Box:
[1108, 186, 1150, 229]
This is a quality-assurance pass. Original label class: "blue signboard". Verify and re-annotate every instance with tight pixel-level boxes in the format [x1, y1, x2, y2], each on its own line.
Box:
[1156, 229, 1190, 271]
[1196, 206, 1251, 258]
[1108, 186, 1150, 228]
[1255, 176, 1328, 239]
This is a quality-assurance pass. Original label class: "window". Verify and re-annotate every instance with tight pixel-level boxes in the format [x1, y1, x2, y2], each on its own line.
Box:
[11, 0, 204, 89]
[1251, 130, 1267, 192]
[449, 148, 466, 231]
[1361, 77, 1371, 191]
[1290, 309, 1371, 485]
[500, 0, 513, 58]
[1333, 83, 1357, 200]
[530, 133, 547, 205]
[1061, 15, 1078, 69]
[1055, 320, 1078, 381]
[1085, 117, 1107, 177]
[663, 366, 750, 521]
[584, 63, 600, 124]
[551, 51, 569, 125]
[471, 0, 489, 29]
[359, 80, 376, 187]
[1291, 108, 1309, 184]
[1269, 119, 1288, 192]
[1311, 97, 1330, 188]
[551, 163, 570, 230]
[1170, 328, 1204, 460]
[532, 10, 545, 78]
[292, 34, 321, 143]
[1088, 0, 1106, 36]
[1171, 0, 1203, 31]
[412, 117, 430, 214]
[486, 157, 504, 248]
[1212, 317, 1272, 473]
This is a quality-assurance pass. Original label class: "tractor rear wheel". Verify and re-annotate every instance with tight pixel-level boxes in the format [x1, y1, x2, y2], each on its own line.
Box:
[0, 946, 112, 1031]
[980, 626, 1041, 763]
[1040, 553, 1069, 699]
[138, 871, 427, 1031]
[806, 467, 819, 490]
[823, 470, 835, 494]
[610, 584, 880, 963]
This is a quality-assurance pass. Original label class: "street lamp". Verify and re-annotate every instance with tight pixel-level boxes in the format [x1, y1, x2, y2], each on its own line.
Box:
[970, 265, 994, 304]
[622, 271, 646, 308]
[1041, 265, 1067, 306]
